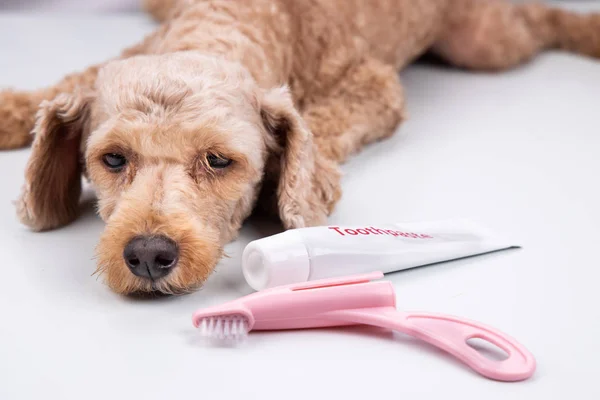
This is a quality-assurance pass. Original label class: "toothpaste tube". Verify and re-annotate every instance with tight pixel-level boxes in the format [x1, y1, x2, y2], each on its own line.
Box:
[242, 219, 518, 291]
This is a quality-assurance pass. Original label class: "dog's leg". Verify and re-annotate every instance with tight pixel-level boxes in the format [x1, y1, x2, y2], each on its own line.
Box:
[301, 58, 405, 164]
[0, 29, 163, 150]
[432, 0, 600, 71]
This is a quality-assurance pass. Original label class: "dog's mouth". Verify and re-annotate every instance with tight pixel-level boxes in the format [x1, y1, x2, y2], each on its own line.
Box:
[99, 266, 207, 296]
[126, 287, 175, 299]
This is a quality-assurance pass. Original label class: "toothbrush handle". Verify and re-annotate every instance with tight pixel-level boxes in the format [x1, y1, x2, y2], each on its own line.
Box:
[398, 311, 536, 381]
[328, 308, 536, 381]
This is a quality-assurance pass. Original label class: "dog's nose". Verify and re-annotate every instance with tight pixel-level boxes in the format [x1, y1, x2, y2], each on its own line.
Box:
[123, 235, 179, 280]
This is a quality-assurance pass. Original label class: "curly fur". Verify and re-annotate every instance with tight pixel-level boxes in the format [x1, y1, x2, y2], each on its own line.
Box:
[1, 0, 599, 294]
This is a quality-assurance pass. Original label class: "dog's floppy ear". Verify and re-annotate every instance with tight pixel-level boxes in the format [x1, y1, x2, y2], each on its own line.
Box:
[260, 86, 341, 229]
[17, 91, 93, 231]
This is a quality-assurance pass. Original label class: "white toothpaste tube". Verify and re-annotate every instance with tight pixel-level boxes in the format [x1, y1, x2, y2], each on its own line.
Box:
[242, 219, 518, 291]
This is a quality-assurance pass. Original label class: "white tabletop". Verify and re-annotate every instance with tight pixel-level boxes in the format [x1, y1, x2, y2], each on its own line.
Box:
[1, 6, 599, 400]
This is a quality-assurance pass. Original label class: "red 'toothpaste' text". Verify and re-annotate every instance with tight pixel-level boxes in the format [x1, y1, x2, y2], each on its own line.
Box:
[328, 226, 433, 239]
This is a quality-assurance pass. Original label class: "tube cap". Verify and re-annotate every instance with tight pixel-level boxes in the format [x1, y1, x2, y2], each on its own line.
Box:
[242, 230, 310, 291]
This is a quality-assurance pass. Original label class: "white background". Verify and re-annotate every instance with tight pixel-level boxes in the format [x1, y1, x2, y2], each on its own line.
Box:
[1, 4, 599, 400]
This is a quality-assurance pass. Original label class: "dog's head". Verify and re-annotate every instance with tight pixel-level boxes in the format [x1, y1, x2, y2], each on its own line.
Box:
[17, 53, 340, 294]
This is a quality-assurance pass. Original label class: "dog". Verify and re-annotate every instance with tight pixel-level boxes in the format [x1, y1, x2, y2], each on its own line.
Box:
[0, 0, 598, 294]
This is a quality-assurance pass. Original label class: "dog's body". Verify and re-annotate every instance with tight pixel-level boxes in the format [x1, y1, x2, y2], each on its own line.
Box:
[0, 0, 598, 294]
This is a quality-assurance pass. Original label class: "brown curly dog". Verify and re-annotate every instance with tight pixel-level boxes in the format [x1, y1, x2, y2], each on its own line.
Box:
[0, 0, 598, 294]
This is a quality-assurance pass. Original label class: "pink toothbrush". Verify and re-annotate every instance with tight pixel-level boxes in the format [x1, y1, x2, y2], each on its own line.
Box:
[192, 272, 535, 381]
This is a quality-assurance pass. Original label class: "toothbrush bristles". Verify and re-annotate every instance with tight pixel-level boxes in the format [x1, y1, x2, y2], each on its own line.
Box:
[197, 315, 249, 342]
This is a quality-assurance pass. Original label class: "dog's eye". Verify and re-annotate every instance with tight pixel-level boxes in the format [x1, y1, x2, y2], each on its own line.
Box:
[102, 153, 127, 171]
[206, 153, 232, 169]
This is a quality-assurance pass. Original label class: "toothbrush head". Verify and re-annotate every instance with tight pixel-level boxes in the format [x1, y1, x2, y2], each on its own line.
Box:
[196, 314, 251, 342]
